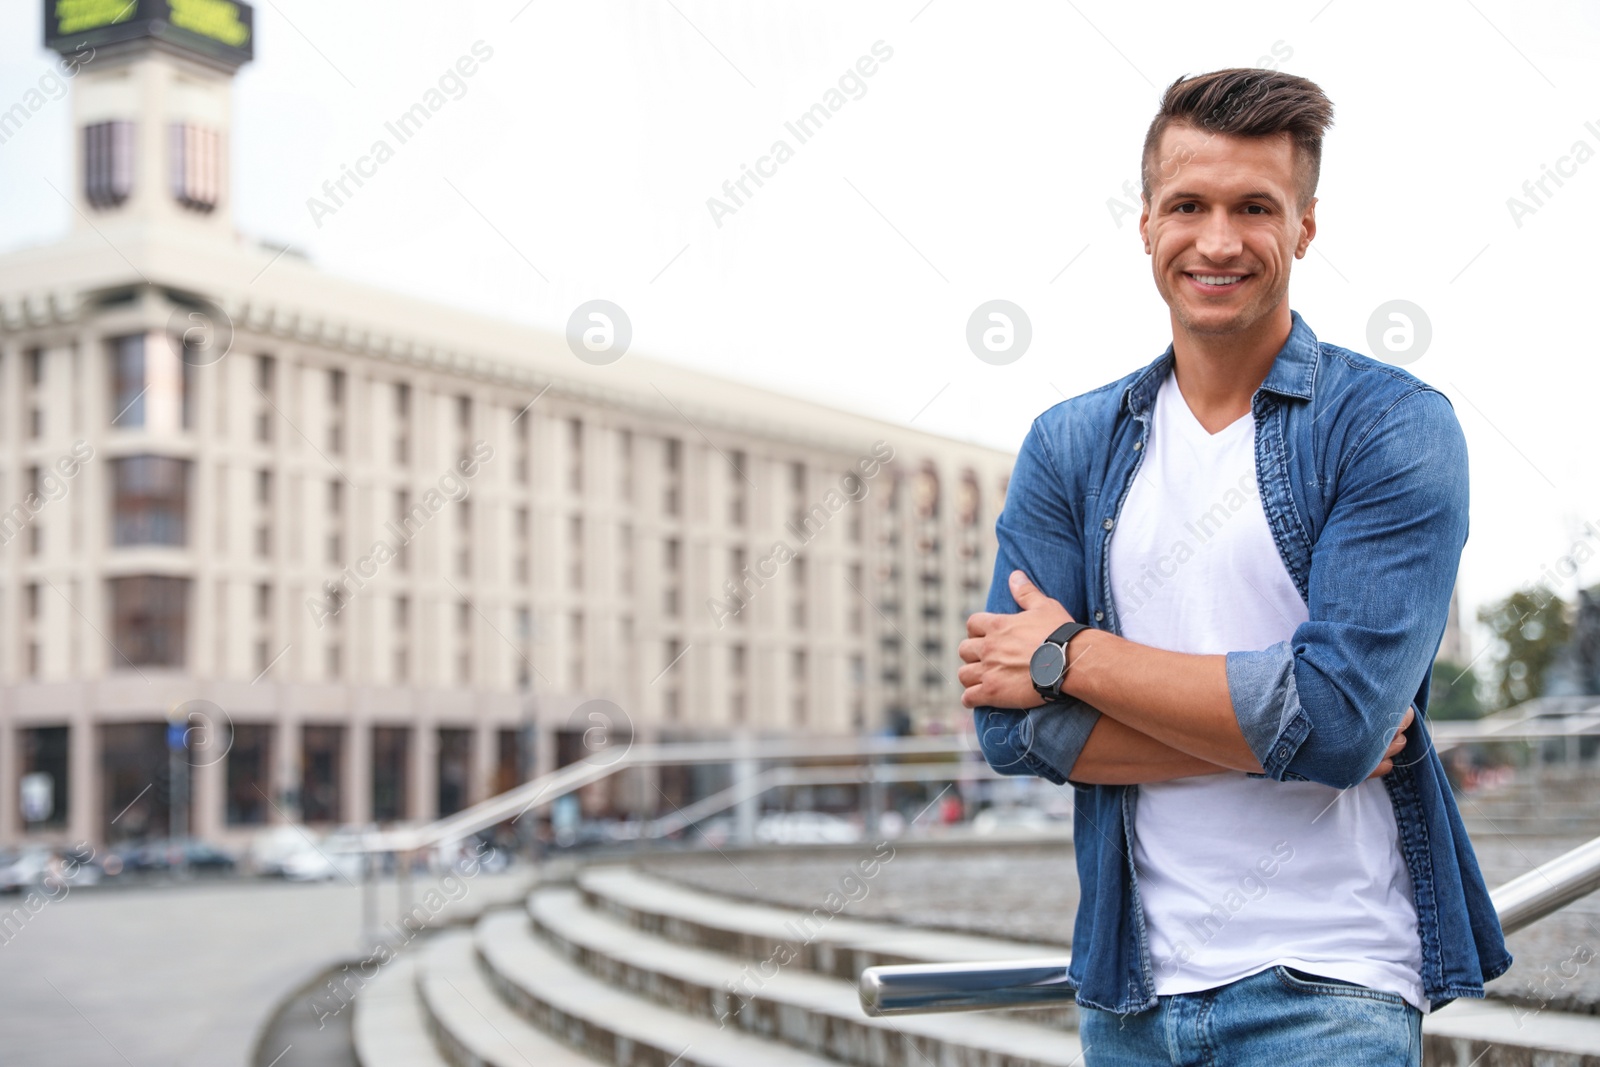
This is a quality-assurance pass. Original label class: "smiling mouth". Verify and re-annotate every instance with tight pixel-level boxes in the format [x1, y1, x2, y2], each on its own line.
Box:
[1190, 273, 1248, 289]
[1186, 272, 1250, 290]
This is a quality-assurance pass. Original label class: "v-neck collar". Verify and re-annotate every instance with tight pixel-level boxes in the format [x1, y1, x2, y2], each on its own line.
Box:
[1162, 370, 1253, 443]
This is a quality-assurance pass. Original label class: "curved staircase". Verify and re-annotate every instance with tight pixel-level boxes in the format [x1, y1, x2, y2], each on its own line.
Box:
[351, 855, 1600, 1067]
[354, 858, 1078, 1067]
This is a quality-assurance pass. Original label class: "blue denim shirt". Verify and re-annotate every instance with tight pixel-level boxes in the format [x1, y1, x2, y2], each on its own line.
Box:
[974, 309, 1511, 1013]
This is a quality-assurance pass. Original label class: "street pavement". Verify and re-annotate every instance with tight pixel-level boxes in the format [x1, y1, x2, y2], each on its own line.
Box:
[0, 869, 530, 1067]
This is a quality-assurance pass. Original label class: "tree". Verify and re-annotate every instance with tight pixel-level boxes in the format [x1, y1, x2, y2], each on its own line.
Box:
[1428, 658, 1484, 720]
[1476, 586, 1572, 710]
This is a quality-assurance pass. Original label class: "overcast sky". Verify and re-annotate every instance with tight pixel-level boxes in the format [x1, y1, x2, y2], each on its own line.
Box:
[3, 1, 1598, 666]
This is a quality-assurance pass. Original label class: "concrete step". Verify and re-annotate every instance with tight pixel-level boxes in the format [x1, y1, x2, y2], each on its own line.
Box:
[529, 884, 1085, 1067]
[578, 864, 1070, 981]
[353, 952, 450, 1067]
[414, 929, 600, 1067]
[1424, 997, 1600, 1066]
[475, 907, 855, 1067]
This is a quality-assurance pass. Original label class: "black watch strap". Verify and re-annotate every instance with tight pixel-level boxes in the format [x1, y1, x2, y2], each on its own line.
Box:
[1046, 621, 1091, 651]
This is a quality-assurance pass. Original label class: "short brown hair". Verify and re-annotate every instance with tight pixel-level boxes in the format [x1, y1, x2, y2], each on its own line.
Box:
[1141, 68, 1334, 211]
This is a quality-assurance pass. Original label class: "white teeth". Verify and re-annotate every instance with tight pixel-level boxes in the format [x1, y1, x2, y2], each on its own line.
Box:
[1191, 274, 1244, 286]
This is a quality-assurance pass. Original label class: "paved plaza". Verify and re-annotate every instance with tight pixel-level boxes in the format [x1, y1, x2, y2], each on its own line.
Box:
[0, 869, 531, 1067]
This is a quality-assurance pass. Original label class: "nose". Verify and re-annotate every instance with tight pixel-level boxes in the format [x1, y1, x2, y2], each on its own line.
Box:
[1194, 208, 1244, 264]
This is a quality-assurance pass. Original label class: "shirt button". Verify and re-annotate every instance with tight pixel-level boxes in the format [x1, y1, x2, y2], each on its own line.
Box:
[1094, 611, 1104, 621]
[1133, 440, 1143, 450]
[1102, 518, 1114, 530]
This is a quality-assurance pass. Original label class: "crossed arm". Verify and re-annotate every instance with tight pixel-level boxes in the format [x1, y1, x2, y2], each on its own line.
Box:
[967, 389, 1461, 791]
[957, 569, 1411, 785]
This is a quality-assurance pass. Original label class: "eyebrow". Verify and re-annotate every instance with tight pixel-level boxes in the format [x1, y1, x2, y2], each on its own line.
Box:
[1164, 189, 1285, 207]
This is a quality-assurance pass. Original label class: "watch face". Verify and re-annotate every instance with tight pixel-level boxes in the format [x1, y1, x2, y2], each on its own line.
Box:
[1029, 643, 1066, 689]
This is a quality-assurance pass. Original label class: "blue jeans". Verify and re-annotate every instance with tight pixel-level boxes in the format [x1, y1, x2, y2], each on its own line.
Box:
[1078, 966, 1423, 1066]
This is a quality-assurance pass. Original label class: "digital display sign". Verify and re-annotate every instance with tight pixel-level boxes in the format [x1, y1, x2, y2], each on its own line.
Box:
[44, 0, 254, 68]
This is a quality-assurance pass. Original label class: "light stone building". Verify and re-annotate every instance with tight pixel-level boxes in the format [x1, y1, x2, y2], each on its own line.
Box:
[0, 5, 1012, 849]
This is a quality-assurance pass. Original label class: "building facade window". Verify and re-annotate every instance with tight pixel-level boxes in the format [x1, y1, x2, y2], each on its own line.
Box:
[395, 382, 410, 463]
[111, 456, 190, 545]
[19, 726, 69, 830]
[109, 333, 191, 430]
[110, 334, 145, 426]
[371, 726, 410, 823]
[567, 417, 583, 493]
[85, 120, 134, 208]
[225, 724, 272, 826]
[664, 437, 682, 516]
[109, 576, 189, 667]
[301, 725, 345, 824]
[437, 728, 472, 818]
[255, 355, 275, 442]
[169, 122, 220, 212]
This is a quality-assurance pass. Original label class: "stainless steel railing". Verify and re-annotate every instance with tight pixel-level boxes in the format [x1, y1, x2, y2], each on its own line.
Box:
[347, 734, 982, 854]
[324, 734, 1013, 945]
[858, 828, 1600, 1016]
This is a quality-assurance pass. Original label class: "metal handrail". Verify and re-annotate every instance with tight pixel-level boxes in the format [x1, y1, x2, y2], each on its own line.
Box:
[343, 734, 982, 854]
[858, 828, 1600, 1017]
[335, 734, 996, 946]
[644, 761, 1019, 839]
[1490, 832, 1600, 934]
[341, 715, 1596, 854]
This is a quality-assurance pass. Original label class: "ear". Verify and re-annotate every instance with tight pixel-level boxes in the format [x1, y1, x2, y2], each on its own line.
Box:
[1295, 196, 1317, 258]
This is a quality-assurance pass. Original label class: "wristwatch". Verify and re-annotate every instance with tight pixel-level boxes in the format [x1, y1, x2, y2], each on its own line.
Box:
[1030, 621, 1091, 704]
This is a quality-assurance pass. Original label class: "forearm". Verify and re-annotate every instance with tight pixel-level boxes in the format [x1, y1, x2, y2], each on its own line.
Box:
[1067, 713, 1236, 785]
[1063, 629, 1264, 773]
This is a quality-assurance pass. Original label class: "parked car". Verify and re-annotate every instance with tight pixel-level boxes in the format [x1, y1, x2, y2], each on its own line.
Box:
[0, 847, 51, 893]
[101, 838, 237, 876]
[550, 819, 621, 852]
[247, 825, 314, 877]
[0, 845, 104, 892]
[179, 839, 237, 871]
[101, 839, 168, 875]
[281, 829, 368, 882]
[754, 811, 862, 845]
[970, 806, 1062, 837]
[57, 843, 106, 887]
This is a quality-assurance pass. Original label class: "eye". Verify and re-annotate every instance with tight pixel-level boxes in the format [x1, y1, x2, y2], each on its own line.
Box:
[1244, 204, 1269, 215]
[1175, 203, 1198, 214]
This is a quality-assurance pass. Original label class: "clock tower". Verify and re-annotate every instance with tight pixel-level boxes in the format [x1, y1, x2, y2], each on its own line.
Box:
[42, 0, 254, 237]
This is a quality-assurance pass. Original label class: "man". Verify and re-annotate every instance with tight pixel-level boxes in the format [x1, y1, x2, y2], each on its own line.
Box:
[959, 68, 1510, 1064]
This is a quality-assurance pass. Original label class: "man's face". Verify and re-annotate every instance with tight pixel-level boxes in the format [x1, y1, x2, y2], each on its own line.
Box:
[1139, 123, 1316, 338]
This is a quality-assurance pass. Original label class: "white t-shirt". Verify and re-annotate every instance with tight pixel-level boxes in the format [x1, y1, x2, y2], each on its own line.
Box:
[1108, 367, 1428, 1012]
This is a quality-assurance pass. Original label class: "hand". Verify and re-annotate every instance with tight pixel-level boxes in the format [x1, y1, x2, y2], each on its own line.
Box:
[958, 570, 1074, 710]
[1368, 705, 1414, 778]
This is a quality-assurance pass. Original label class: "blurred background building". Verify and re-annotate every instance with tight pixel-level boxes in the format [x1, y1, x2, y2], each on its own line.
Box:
[0, 2, 1012, 849]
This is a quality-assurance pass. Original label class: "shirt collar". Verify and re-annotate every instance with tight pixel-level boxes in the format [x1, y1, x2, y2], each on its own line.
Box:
[1121, 308, 1320, 416]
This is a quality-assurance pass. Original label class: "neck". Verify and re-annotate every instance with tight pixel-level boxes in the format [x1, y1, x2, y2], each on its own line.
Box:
[1168, 302, 1292, 432]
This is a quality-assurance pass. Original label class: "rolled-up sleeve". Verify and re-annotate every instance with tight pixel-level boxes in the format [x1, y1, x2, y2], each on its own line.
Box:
[972, 411, 1103, 787]
[1225, 387, 1470, 789]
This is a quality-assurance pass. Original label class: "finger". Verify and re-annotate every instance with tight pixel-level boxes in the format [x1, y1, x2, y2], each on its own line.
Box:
[1369, 758, 1393, 779]
[967, 612, 998, 637]
[957, 662, 981, 688]
[957, 637, 980, 664]
[1009, 570, 1043, 608]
